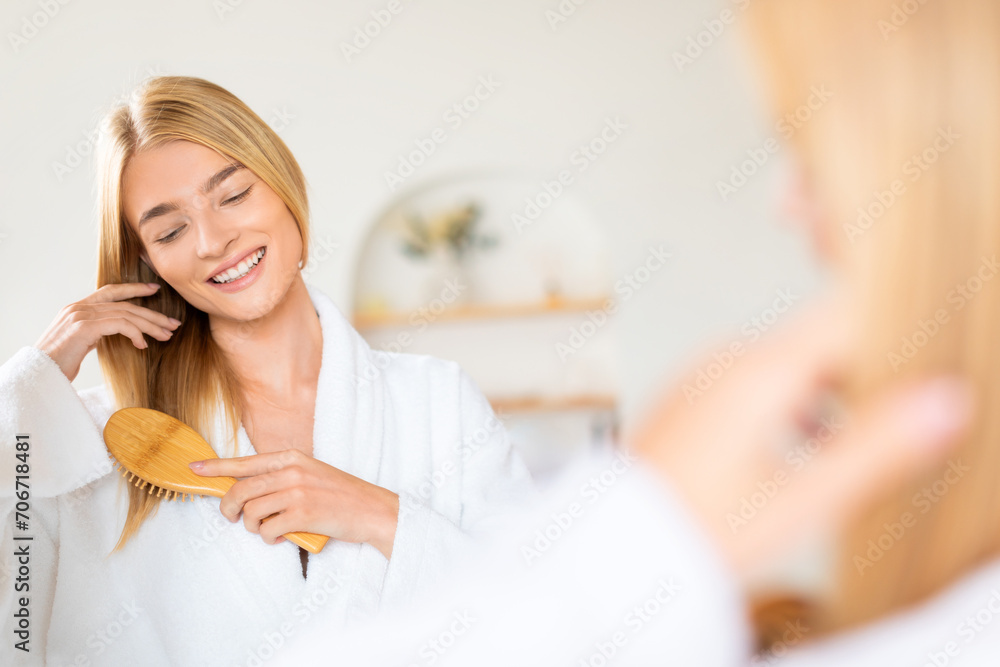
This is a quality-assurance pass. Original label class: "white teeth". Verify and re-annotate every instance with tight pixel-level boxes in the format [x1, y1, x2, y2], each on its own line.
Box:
[212, 248, 265, 283]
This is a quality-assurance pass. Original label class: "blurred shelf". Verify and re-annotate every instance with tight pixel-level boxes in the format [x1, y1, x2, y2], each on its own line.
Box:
[353, 295, 614, 330]
[487, 394, 618, 415]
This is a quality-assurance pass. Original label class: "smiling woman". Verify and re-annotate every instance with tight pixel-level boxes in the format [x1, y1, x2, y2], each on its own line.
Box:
[0, 75, 534, 666]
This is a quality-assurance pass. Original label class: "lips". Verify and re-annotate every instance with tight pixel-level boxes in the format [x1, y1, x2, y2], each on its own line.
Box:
[206, 246, 265, 283]
[207, 246, 267, 293]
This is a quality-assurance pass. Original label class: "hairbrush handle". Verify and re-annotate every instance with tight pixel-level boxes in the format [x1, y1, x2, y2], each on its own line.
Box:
[103, 407, 331, 554]
[264, 520, 330, 553]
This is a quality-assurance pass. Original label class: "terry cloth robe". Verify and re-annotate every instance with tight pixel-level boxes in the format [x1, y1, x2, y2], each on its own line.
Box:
[0, 282, 534, 667]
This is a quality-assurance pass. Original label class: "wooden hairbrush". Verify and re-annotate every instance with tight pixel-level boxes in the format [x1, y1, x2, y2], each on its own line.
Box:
[103, 407, 329, 554]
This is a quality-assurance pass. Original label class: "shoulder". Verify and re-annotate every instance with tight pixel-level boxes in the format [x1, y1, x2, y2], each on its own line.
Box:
[377, 351, 502, 439]
[378, 351, 485, 402]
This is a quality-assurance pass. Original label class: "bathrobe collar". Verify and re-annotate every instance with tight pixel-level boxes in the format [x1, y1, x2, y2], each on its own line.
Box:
[208, 282, 387, 483]
[197, 283, 390, 612]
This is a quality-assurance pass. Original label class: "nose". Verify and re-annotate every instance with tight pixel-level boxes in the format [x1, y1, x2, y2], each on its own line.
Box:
[193, 207, 238, 262]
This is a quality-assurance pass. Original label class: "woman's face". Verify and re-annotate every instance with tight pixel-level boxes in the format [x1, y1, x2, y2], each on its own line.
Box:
[122, 140, 303, 323]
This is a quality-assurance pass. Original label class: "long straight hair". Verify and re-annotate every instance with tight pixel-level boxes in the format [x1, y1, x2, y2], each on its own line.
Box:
[93, 76, 311, 553]
[745, 0, 1000, 639]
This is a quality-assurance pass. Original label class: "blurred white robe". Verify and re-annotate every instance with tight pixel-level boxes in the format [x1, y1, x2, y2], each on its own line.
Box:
[274, 449, 1000, 666]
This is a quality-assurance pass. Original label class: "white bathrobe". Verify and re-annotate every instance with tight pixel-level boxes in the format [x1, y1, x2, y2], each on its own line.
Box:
[0, 283, 534, 667]
[275, 453, 1000, 666]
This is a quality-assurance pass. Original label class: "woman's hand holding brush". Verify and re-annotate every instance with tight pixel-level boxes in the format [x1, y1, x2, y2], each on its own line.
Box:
[190, 449, 400, 559]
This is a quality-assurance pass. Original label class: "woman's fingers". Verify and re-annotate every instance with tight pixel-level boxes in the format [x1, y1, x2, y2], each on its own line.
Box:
[219, 468, 302, 521]
[79, 281, 161, 304]
[196, 452, 308, 522]
[633, 295, 974, 582]
[34, 282, 181, 381]
[256, 508, 308, 545]
[88, 299, 181, 331]
[88, 309, 176, 342]
[77, 311, 169, 349]
[191, 450, 304, 478]
[242, 489, 301, 536]
[731, 377, 974, 575]
[631, 300, 853, 522]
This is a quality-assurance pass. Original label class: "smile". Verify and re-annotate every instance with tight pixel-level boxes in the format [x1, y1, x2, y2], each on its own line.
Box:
[210, 247, 265, 284]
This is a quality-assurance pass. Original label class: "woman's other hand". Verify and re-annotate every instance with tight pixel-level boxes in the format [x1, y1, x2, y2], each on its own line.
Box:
[189, 449, 400, 559]
[629, 300, 974, 583]
[33, 282, 181, 382]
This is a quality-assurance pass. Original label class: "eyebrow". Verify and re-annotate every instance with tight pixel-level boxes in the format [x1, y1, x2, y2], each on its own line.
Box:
[137, 162, 246, 228]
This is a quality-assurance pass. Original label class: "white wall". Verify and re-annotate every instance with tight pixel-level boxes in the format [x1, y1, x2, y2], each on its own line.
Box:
[0, 0, 823, 427]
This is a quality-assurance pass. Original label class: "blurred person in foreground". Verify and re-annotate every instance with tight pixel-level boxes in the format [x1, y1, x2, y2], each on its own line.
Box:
[264, 0, 999, 664]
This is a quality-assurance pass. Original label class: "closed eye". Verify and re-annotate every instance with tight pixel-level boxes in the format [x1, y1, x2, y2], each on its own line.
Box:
[223, 184, 254, 205]
[155, 227, 183, 244]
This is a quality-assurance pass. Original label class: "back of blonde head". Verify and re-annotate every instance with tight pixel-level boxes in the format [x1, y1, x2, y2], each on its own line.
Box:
[745, 0, 1000, 638]
[93, 76, 311, 553]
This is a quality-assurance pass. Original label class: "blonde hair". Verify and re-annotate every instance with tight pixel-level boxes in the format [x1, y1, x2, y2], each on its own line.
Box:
[93, 75, 311, 553]
[745, 0, 1000, 640]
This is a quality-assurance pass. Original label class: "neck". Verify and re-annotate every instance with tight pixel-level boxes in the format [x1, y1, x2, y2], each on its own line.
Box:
[209, 275, 322, 404]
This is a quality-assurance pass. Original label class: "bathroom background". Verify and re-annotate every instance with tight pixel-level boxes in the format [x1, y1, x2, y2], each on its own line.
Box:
[0, 0, 824, 481]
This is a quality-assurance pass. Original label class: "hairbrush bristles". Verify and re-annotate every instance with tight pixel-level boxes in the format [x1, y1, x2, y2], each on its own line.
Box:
[107, 451, 194, 502]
